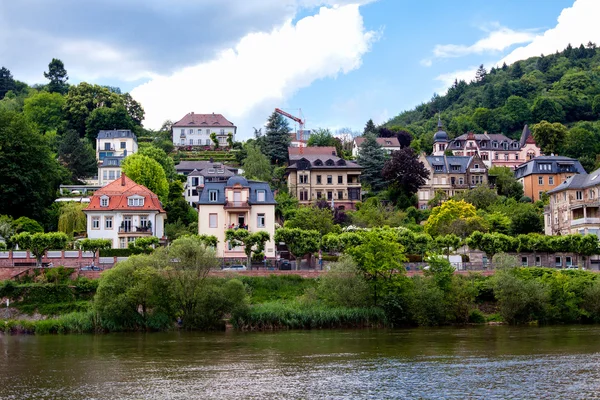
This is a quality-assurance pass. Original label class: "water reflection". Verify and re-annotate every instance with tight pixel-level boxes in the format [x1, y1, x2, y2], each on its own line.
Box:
[1, 326, 600, 399]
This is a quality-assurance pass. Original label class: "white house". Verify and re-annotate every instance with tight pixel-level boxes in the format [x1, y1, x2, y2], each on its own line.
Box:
[172, 112, 236, 147]
[184, 164, 237, 206]
[84, 175, 166, 249]
[352, 137, 401, 158]
[96, 130, 138, 186]
[197, 176, 276, 259]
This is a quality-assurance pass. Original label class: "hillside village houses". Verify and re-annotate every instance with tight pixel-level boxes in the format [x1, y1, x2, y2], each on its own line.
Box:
[172, 112, 236, 147]
[96, 129, 139, 186]
[514, 156, 586, 202]
[432, 121, 542, 169]
[352, 137, 401, 158]
[417, 153, 489, 209]
[286, 146, 362, 210]
[182, 162, 239, 206]
[196, 176, 277, 260]
[544, 167, 600, 236]
[84, 175, 166, 249]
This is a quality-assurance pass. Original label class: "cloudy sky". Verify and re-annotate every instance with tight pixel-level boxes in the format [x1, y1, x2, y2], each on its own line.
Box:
[1, 0, 598, 137]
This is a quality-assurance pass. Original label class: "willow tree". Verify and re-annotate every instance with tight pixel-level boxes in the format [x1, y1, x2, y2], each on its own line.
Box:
[58, 202, 87, 236]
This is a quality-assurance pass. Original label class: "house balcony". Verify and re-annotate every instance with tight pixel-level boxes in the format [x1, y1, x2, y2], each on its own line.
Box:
[347, 181, 362, 187]
[224, 201, 251, 210]
[470, 168, 487, 173]
[571, 218, 600, 227]
[118, 226, 153, 236]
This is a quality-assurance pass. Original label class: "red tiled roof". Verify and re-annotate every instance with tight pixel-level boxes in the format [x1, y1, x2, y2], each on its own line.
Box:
[288, 146, 337, 157]
[173, 112, 235, 127]
[354, 137, 401, 147]
[84, 175, 165, 213]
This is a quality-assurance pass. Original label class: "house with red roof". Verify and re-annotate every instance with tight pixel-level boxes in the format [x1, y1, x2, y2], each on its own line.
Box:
[84, 175, 166, 248]
[172, 112, 236, 147]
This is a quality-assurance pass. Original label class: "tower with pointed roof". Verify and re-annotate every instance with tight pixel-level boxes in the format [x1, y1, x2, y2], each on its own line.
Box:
[432, 117, 449, 156]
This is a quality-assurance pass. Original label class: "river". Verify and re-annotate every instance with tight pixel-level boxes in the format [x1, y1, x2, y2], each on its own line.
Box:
[1, 325, 600, 399]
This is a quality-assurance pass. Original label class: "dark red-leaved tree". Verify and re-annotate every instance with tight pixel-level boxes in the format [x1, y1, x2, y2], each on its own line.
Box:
[382, 147, 429, 194]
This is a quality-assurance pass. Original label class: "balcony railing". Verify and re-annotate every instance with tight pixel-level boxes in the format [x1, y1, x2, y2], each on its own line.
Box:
[118, 226, 152, 234]
[571, 217, 600, 227]
[224, 201, 250, 209]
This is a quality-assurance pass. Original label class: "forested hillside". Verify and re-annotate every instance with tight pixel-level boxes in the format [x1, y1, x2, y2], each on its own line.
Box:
[386, 43, 600, 171]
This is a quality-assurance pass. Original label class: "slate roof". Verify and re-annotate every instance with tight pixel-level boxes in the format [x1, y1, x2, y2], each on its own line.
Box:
[84, 175, 165, 213]
[173, 112, 235, 127]
[287, 155, 361, 170]
[98, 156, 124, 168]
[97, 129, 137, 140]
[547, 167, 600, 194]
[514, 156, 586, 179]
[197, 181, 277, 205]
[188, 167, 235, 178]
[423, 155, 476, 174]
[353, 137, 401, 147]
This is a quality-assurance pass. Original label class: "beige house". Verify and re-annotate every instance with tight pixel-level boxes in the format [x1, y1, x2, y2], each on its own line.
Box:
[197, 176, 276, 259]
[544, 168, 600, 236]
[417, 153, 489, 209]
[286, 147, 362, 210]
[352, 137, 401, 157]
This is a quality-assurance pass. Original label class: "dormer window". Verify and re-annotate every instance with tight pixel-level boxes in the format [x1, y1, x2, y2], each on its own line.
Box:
[100, 196, 109, 207]
[127, 196, 144, 207]
[209, 190, 218, 202]
[257, 190, 266, 202]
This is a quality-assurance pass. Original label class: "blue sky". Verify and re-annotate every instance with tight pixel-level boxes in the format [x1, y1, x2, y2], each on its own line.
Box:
[1, 0, 595, 138]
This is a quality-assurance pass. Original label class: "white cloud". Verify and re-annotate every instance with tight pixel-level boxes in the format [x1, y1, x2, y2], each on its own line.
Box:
[498, 0, 600, 67]
[420, 59, 432, 67]
[432, 25, 536, 59]
[433, 66, 478, 94]
[131, 4, 377, 135]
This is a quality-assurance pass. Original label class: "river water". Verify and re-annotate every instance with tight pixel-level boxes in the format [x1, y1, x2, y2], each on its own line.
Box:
[1, 325, 600, 399]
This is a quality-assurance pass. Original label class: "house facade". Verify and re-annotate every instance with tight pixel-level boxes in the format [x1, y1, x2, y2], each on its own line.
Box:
[352, 137, 401, 157]
[84, 175, 166, 249]
[544, 168, 599, 236]
[433, 123, 542, 168]
[96, 130, 138, 161]
[197, 176, 276, 259]
[172, 112, 236, 147]
[286, 147, 362, 210]
[184, 163, 237, 206]
[514, 156, 586, 202]
[417, 153, 489, 209]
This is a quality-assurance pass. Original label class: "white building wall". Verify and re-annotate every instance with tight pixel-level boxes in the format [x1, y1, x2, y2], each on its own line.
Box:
[86, 211, 165, 248]
[173, 127, 236, 146]
[96, 137, 138, 159]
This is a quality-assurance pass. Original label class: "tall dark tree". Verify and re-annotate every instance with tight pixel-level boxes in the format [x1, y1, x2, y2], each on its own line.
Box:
[58, 129, 98, 183]
[0, 67, 15, 100]
[0, 109, 63, 219]
[382, 147, 429, 195]
[475, 64, 487, 83]
[363, 118, 376, 135]
[357, 134, 387, 192]
[44, 58, 69, 94]
[264, 112, 291, 165]
[85, 106, 135, 141]
[510, 61, 523, 79]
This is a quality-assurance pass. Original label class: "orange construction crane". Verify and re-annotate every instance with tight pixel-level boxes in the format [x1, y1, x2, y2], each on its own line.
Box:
[275, 108, 305, 154]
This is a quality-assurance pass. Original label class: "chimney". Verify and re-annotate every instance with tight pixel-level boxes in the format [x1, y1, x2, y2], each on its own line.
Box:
[121, 172, 126, 186]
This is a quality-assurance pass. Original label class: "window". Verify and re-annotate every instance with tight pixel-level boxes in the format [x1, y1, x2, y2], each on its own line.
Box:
[100, 197, 109, 207]
[209, 190, 218, 202]
[140, 216, 148, 227]
[209, 214, 218, 228]
[539, 191, 545, 200]
[474, 164, 479, 169]
[192, 177, 199, 187]
[206, 139, 211, 145]
[206, 129, 210, 134]
[434, 165, 443, 172]
[119, 238, 127, 249]
[459, 178, 464, 185]
[220, 129, 225, 134]
[317, 175, 322, 184]
[103, 170, 108, 180]
[181, 129, 185, 135]
[257, 190, 266, 202]
[535, 256, 541, 266]
[104, 143, 111, 151]
[549, 177, 554, 185]
[92, 217, 100, 229]
[327, 191, 333, 200]
[556, 257, 563, 267]
[198, 129, 202, 134]
[105, 216, 113, 229]
[299, 175, 308, 184]
[577, 191, 583, 200]
[338, 176, 343, 184]
[257, 213, 265, 228]
[539, 177, 544, 185]
[316, 191, 322, 199]
[521, 256, 528, 267]
[300, 191, 308, 201]
[338, 190, 343, 199]
[566, 256, 573, 266]
[109, 170, 115, 180]
[590, 189, 595, 199]
[327, 175, 332, 184]
[128, 197, 144, 207]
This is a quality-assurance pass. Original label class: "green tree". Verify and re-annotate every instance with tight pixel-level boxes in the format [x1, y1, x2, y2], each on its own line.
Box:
[531, 97, 565, 123]
[0, 109, 63, 219]
[489, 166, 524, 199]
[381, 147, 429, 195]
[57, 202, 87, 236]
[138, 146, 177, 180]
[317, 255, 370, 307]
[85, 106, 135, 141]
[284, 206, 337, 236]
[58, 129, 98, 182]
[128, 236, 160, 252]
[44, 58, 69, 94]
[264, 112, 291, 165]
[274, 227, 320, 268]
[307, 128, 335, 147]
[63, 82, 123, 135]
[122, 154, 169, 202]
[425, 200, 477, 237]
[357, 134, 387, 192]
[210, 132, 219, 149]
[532, 121, 567, 155]
[275, 192, 299, 221]
[13, 216, 44, 233]
[562, 127, 596, 160]
[363, 118, 376, 134]
[0, 67, 16, 100]
[225, 229, 270, 268]
[453, 184, 498, 210]
[121, 93, 145, 126]
[79, 238, 112, 266]
[503, 96, 531, 127]
[242, 143, 272, 182]
[11, 232, 69, 267]
[22, 91, 66, 134]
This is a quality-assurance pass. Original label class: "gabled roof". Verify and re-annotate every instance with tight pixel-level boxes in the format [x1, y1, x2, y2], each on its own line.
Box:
[519, 124, 534, 146]
[173, 112, 235, 127]
[514, 156, 586, 179]
[287, 155, 361, 170]
[97, 130, 137, 140]
[547, 167, 600, 194]
[354, 137, 401, 147]
[288, 146, 337, 159]
[84, 175, 165, 212]
[423, 155, 477, 174]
